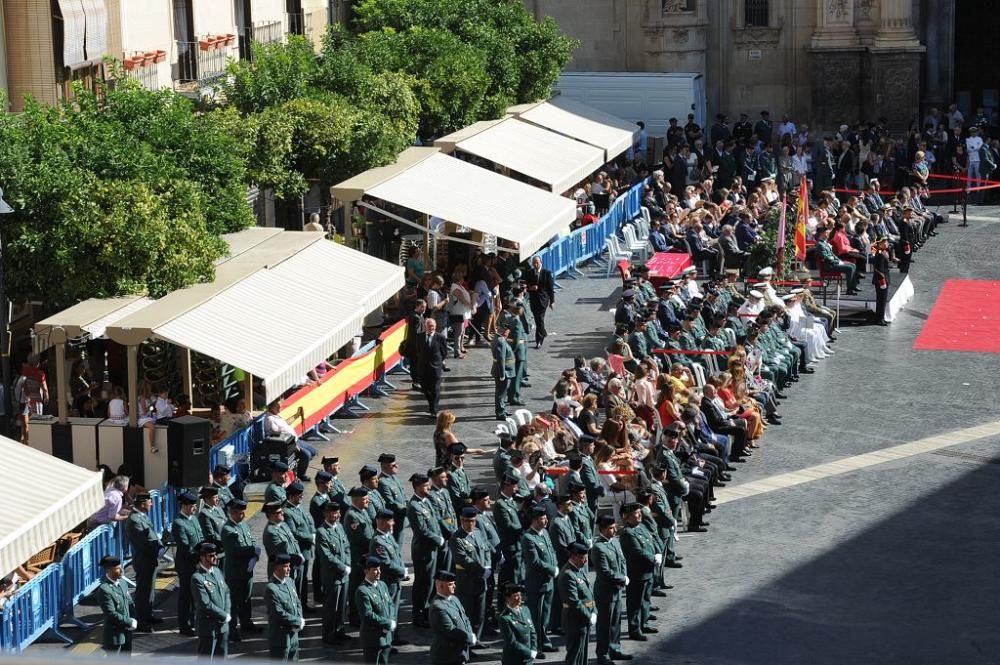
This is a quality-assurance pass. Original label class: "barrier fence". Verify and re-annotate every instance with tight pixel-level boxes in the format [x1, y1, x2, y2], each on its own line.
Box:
[0, 487, 172, 653]
[536, 179, 647, 279]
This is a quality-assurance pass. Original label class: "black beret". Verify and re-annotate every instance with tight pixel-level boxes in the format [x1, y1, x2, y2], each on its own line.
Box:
[434, 570, 456, 582]
[597, 514, 616, 527]
[178, 491, 198, 505]
[316, 471, 333, 482]
[99, 555, 121, 568]
[378, 453, 396, 464]
[212, 465, 230, 475]
[199, 486, 218, 497]
[286, 482, 304, 495]
[228, 498, 248, 510]
[347, 487, 369, 497]
[569, 542, 590, 555]
[460, 506, 479, 518]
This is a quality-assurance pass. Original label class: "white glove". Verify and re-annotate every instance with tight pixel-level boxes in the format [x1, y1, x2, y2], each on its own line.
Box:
[437, 537, 445, 546]
[624, 576, 630, 586]
[129, 618, 137, 630]
[471, 634, 477, 646]
[551, 567, 559, 577]
[589, 613, 597, 626]
[345, 566, 352, 576]
[224, 613, 231, 624]
[692, 468, 705, 478]
[390, 620, 397, 631]
[406, 567, 411, 578]
[312, 534, 316, 543]
[299, 617, 306, 630]
[654, 553, 663, 565]
[530, 650, 537, 659]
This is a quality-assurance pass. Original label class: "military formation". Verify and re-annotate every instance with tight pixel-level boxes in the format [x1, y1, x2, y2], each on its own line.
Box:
[102, 440, 686, 665]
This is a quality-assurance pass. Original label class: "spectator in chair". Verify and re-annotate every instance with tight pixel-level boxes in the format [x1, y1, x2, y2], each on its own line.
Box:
[264, 399, 317, 482]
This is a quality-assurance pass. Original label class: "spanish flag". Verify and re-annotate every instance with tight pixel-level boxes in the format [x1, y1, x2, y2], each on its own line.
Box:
[794, 175, 808, 261]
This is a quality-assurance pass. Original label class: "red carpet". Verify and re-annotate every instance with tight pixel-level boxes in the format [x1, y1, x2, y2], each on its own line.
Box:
[913, 279, 1000, 353]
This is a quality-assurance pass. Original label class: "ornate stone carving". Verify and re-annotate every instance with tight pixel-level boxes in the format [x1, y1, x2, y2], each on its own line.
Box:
[732, 25, 782, 47]
[857, 0, 877, 20]
[829, 0, 849, 20]
[662, 0, 692, 12]
[672, 28, 690, 43]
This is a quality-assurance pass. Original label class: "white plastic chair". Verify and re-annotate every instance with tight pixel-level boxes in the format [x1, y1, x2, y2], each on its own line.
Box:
[639, 206, 651, 225]
[622, 225, 648, 260]
[513, 409, 533, 427]
[690, 362, 706, 387]
[494, 422, 513, 438]
[635, 218, 650, 240]
[605, 236, 632, 276]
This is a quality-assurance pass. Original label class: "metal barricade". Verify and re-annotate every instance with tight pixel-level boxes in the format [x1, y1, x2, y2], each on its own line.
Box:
[60, 525, 119, 629]
[0, 563, 70, 652]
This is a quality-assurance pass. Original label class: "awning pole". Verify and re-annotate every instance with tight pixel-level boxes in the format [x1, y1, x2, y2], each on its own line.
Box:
[343, 197, 354, 247]
[56, 342, 68, 424]
[243, 372, 254, 409]
[127, 344, 138, 427]
[179, 347, 192, 405]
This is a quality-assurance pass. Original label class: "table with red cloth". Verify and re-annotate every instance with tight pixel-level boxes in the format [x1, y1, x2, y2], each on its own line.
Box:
[646, 252, 693, 287]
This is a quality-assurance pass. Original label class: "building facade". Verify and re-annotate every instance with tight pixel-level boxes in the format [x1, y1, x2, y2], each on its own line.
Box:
[524, 0, 994, 133]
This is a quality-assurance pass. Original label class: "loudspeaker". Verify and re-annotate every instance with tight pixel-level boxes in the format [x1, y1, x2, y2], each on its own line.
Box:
[167, 416, 211, 488]
[251, 435, 296, 481]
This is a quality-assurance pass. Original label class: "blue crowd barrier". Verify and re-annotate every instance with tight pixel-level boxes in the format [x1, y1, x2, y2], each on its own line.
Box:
[0, 563, 70, 652]
[60, 525, 120, 629]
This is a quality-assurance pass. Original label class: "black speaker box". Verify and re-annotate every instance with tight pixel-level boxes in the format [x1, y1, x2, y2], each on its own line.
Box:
[167, 416, 212, 488]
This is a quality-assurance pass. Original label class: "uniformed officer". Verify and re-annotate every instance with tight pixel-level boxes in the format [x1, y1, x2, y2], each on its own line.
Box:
[492, 324, 516, 419]
[451, 506, 491, 640]
[558, 542, 596, 665]
[124, 491, 164, 631]
[498, 583, 537, 665]
[263, 501, 304, 594]
[470, 487, 501, 634]
[446, 443, 471, 513]
[429, 466, 457, 572]
[547, 494, 576, 635]
[590, 515, 630, 665]
[500, 300, 529, 406]
[361, 465, 387, 519]
[406, 472, 444, 627]
[96, 554, 136, 654]
[283, 482, 316, 609]
[493, 433, 515, 481]
[370, 509, 407, 646]
[356, 555, 395, 665]
[265, 461, 290, 505]
[429, 570, 477, 665]
[494, 473, 525, 601]
[344, 486, 374, 625]
[635, 491, 667, 602]
[618, 503, 658, 641]
[171, 490, 204, 636]
[566, 483, 594, 548]
[221, 498, 262, 640]
[198, 487, 226, 570]
[309, 470, 335, 605]
[191, 542, 231, 660]
[316, 501, 351, 644]
[614, 290, 638, 333]
[321, 457, 349, 512]
[648, 466, 683, 574]
[376, 453, 408, 546]
[521, 505, 558, 654]
[264, 553, 305, 661]
[211, 465, 235, 509]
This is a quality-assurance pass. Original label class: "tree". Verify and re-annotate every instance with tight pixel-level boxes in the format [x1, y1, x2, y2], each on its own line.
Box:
[221, 36, 320, 115]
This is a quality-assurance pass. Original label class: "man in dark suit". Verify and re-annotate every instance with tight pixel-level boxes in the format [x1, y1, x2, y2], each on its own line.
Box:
[524, 256, 555, 349]
[404, 299, 428, 390]
[415, 318, 449, 416]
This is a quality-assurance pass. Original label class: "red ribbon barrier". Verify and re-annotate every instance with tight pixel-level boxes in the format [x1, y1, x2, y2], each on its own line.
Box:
[545, 466, 639, 476]
[650, 348, 730, 356]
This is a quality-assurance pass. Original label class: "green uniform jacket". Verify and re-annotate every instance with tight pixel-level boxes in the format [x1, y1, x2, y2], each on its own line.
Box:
[356, 580, 394, 648]
[494, 496, 523, 554]
[309, 492, 330, 528]
[569, 503, 594, 547]
[408, 495, 444, 562]
[316, 521, 351, 585]
[264, 576, 303, 653]
[213, 483, 234, 509]
[283, 502, 316, 562]
[493, 449, 512, 481]
[450, 527, 490, 583]
[649, 481, 677, 530]
[579, 456, 603, 507]
[499, 604, 536, 665]
[329, 477, 348, 512]
[619, 524, 658, 580]
[429, 594, 475, 665]
[492, 336, 516, 379]
[263, 521, 303, 569]
[521, 528, 558, 590]
[590, 536, 627, 601]
[221, 519, 259, 579]
[198, 505, 227, 558]
[171, 515, 204, 572]
[477, 512, 501, 562]
[370, 530, 406, 584]
[264, 481, 287, 505]
[547, 515, 576, 567]
[431, 486, 458, 539]
[557, 563, 595, 630]
[192, 565, 231, 631]
[125, 511, 162, 562]
[366, 488, 387, 520]
[500, 312, 528, 361]
[97, 577, 135, 648]
[344, 506, 374, 566]
[447, 466, 471, 513]
[377, 473, 408, 521]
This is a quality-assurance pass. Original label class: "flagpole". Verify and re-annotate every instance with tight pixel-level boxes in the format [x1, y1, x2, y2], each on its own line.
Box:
[775, 194, 787, 279]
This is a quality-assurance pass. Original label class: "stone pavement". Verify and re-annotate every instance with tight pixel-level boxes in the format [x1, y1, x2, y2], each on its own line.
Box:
[41, 205, 1000, 664]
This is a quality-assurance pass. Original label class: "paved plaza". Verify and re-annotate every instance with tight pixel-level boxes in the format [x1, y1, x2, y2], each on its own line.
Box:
[47, 206, 1000, 664]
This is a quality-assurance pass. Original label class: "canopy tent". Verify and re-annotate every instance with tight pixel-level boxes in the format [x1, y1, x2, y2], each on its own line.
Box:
[332, 149, 577, 260]
[32, 296, 154, 355]
[434, 117, 606, 195]
[0, 434, 104, 577]
[510, 97, 639, 162]
[105, 231, 404, 402]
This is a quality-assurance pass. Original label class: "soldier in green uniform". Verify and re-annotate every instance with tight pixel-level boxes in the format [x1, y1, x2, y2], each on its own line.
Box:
[264, 553, 305, 661]
[618, 503, 658, 641]
[171, 490, 204, 636]
[316, 501, 351, 643]
[370, 509, 407, 646]
[500, 300, 529, 406]
[429, 570, 477, 665]
[211, 465, 235, 509]
[498, 583, 537, 665]
[283, 482, 316, 609]
[221, 498, 262, 640]
[662, 324, 695, 368]
[344, 486, 374, 625]
[96, 555, 136, 654]
[263, 501, 304, 591]
[494, 473, 525, 602]
[521, 505, 558, 654]
[191, 542, 231, 660]
[407, 472, 444, 627]
[124, 491, 164, 631]
[577, 440, 604, 514]
[566, 483, 594, 548]
[635, 490, 667, 602]
[492, 324, 516, 419]
[493, 433, 515, 481]
[558, 542, 596, 665]
[309, 470, 335, 605]
[361, 466, 387, 519]
[470, 488, 501, 634]
[265, 461, 290, 505]
[547, 494, 576, 634]
[376, 453, 408, 546]
[321, 457, 349, 512]
[649, 466, 683, 572]
[356, 555, 395, 665]
[627, 320, 650, 363]
[198, 487, 226, 571]
[450, 506, 491, 640]
[590, 516, 629, 665]
[446, 443, 471, 513]
[700, 317, 730, 353]
[429, 466, 457, 572]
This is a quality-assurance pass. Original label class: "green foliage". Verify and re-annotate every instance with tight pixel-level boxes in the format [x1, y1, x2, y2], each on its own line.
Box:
[745, 204, 795, 278]
[222, 36, 320, 115]
[0, 83, 250, 307]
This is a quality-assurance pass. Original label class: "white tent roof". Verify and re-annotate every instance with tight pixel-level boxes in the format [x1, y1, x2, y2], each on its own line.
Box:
[0, 435, 104, 577]
[512, 97, 639, 162]
[365, 152, 577, 259]
[435, 117, 606, 194]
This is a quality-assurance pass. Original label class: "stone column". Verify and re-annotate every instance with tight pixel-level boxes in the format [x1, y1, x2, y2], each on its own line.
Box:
[872, 0, 921, 47]
[865, 0, 924, 129]
[811, 0, 860, 49]
[809, 0, 864, 130]
[854, 0, 880, 46]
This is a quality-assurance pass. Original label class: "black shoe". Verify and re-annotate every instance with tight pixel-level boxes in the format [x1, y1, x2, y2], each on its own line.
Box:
[688, 525, 707, 532]
[774, 392, 788, 399]
[135, 625, 153, 633]
[725, 464, 737, 471]
[715, 481, 726, 488]
[510, 400, 526, 406]
[521, 381, 532, 387]
[767, 416, 782, 425]
[543, 645, 559, 653]
[642, 627, 659, 634]
[230, 629, 242, 642]
[148, 616, 165, 625]
[609, 651, 633, 660]
[647, 614, 658, 621]
[675, 555, 683, 561]
[393, 638, 410, 646]
[179, 628, 197, 637]
[599, 657, 616, 665]
[732, 457, 748, 463]
[496, 413, 509, 420]
[536, 654, 547, 660]
[652, 589, 668, 596]
[720, 473, 732, 482]
[628, 633, 648, 642]
[443, 366, 452, 372]
[664, 561, 683, 569]
[244, 623, 264, 633]
[801, 367, 815, 374]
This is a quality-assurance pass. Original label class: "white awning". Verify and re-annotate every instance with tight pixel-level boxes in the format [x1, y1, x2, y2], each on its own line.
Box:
[512, 97, 639, 162]
[57, 0, 87, 68]
[111, 235, 404, 400]
[365, 152, 577, 259]
[436, 117, 606, 195]
[81, 0, 108, 60]
[33, 296, 155, 354]
[0, 435, 104, 577]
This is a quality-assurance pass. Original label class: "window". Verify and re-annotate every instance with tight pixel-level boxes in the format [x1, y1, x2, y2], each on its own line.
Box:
[745, 0, 769, 27]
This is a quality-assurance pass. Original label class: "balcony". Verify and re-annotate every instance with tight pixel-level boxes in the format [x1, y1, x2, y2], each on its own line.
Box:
[173, 39, 235, 94]
[239, 19, 285, 61]
[127, 62, 162, 91]
[287, 9, 327, 37]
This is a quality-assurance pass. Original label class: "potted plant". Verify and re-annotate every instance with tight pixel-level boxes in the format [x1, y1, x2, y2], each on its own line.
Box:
[143, 51, 156, 65]
[123, 56, 140, 71]
[199, 37, 213, 51]
[223, 33, 236, 46]
[153, 49, 167, 63]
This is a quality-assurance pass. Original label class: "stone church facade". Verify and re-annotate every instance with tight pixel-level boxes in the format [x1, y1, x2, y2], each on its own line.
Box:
[524, 0, 953, 132]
